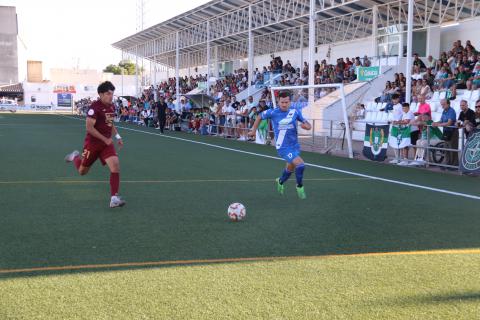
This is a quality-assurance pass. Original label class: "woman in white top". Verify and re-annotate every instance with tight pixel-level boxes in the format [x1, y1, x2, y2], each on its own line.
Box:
[420, 78, 433, 100]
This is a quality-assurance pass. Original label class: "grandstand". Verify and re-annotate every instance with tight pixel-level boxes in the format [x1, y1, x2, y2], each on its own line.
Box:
[111, 0, 480, 170]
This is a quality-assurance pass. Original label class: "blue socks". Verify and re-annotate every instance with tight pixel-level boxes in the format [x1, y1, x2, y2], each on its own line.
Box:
[279, 169, 293, 184]
[295, 164, 305, 187]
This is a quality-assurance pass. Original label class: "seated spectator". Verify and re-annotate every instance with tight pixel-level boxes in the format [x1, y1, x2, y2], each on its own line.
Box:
[419, 78, 433, 100]
[413, 53, 426, 71]
[410, 113, 442, 165]
[470, 62, 480, 89]
[457, 100, 476, 138]
[426, 55, 437, 72]
[455, 65, 470, 89]
[412, 65, 423, 80]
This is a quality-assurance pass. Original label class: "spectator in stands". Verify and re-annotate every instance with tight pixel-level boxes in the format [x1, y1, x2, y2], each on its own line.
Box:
[363, 55, 371, 67]
[415, 95, 431, 118]
[394, 102, 416, 165]
[457, 100, 476, 138]
[424, 68, 435, 87]
[426, 55, 437, 71]
[224, 99, 236, 138]
[435, 65, 454, 89]
[413, 53, 426, 71]
[446, 84, 457, 100]
[412, 65, 423, 80]
[166, 107, 179, 130]
[410, 113, 440, 165]
[412, 79, 422, 101]
[420, 78, 433, 100]
[455, 65, 470, 89]
[470, 62, 480, 89]
[433, 99, 458, 167]
[393, 73, 400, 86]
[380, 81, 395, 103]
[217, 100, 226, 136]
[236, 99, 249, 141]
[473, 100, 480, 129]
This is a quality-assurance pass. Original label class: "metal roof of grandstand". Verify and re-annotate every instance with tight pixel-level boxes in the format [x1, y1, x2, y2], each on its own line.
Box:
[0, 83, 23, 94]
[113, 0, 480, 68]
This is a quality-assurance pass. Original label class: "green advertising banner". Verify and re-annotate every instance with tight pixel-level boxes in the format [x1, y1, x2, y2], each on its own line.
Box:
[357, 66, 380, 81]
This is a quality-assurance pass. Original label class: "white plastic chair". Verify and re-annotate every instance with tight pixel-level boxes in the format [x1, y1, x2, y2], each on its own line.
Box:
[463, 90, 472, 100]
[471, 90, 479, 102]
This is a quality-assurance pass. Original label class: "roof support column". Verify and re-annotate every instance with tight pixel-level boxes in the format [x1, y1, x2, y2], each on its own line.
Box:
[214, 46, 219, 78]
[405, 0, 414, 103]
[135, 45, 139, 98]
[176, 31, 180, 112]
[207, 21, 211, 86]
[300, 25, 304, 68]
[248, 4, 254, 96]
[372, 5, 378, 58]
[308, 0, 315, 107]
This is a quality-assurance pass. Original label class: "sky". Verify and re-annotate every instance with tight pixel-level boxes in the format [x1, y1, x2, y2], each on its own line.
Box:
[1, 0, 211, 76]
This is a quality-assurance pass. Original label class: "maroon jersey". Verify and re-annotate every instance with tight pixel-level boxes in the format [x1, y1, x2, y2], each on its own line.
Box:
[85, 100, 115, 145]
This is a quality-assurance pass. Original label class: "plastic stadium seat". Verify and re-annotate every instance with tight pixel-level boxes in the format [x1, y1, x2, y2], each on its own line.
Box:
[463, 90, 472, 100]
[378, 102, 387, 111]
[387, 112, 394, 122]
[366, 101, 376, 111]
[469, 100, 477, 111]
[431, 91, 440, 101]
[430, 101, 439, 113]
[451, 100, 460, 114]
[365, 111, 373, 121]
[471, 90, 479, 101]
[439, 91, 446, 100]
[410, 102, 418, 113]
[380, 112, 388, 122]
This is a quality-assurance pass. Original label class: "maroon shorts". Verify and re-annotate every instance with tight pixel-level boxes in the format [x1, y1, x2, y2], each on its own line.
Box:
[81, 143, 117, 168]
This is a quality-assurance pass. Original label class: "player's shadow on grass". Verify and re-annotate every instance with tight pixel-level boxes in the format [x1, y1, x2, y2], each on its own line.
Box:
[384, 292, 480, 306]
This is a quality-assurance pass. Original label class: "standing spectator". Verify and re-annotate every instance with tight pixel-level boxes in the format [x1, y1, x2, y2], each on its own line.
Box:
[415, 95, 431, 118]
[394, 103, 416, 165]
[363, 55, 371, 67]
[433, 99, 458, 167]
[155, 96, 168, 133]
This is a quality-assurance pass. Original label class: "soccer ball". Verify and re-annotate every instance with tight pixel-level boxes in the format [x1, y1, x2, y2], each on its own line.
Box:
[227, 203, 246, 221]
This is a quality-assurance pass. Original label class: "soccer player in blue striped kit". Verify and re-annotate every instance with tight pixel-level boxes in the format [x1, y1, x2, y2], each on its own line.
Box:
[249, 91, 311, 199]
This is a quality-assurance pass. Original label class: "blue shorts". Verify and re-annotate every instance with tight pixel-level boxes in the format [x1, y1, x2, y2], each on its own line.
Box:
[277, 148, 301, 164]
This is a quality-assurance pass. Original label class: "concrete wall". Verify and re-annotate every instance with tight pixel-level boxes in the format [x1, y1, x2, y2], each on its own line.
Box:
[0, 6, 18, 85]
[440, 18, 480, 54]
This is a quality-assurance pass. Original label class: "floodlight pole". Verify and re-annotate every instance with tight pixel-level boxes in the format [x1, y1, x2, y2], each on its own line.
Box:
[308, 0, 315, 107]
[247, 4, 254, 96]
[176, 31, 180, 112]
[406, 0, 414, 103]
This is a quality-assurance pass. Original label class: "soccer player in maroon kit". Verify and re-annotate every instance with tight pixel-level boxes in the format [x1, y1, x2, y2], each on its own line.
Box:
[65, 81, 126, 208]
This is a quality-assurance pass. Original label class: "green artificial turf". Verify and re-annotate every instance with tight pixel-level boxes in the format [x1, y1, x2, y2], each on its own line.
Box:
[0, 114, 479, 319]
